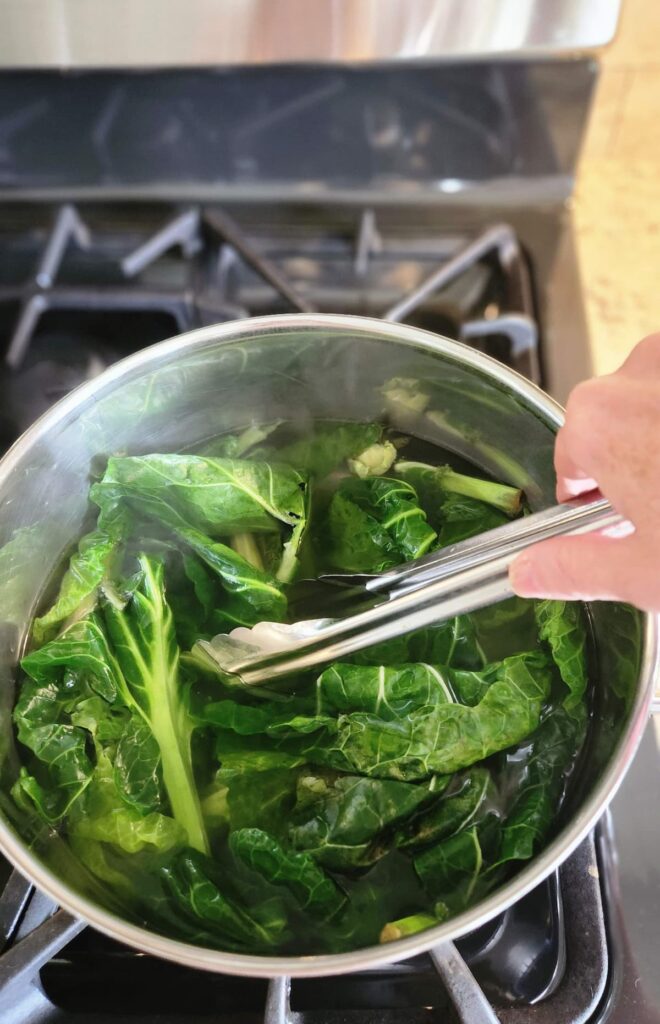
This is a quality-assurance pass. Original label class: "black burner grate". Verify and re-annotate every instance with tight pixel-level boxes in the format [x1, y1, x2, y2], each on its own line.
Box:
[0, 202, 540, 446]
[0, 831, 612, 1024]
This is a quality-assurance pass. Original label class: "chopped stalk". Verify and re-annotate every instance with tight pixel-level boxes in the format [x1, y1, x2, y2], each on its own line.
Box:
[396, 461, 522, 515]
[380, 913, 438, 943]
[230, 533, 265, 572]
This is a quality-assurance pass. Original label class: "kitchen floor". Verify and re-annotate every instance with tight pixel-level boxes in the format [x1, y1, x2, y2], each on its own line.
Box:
[575, 0, 660, 376]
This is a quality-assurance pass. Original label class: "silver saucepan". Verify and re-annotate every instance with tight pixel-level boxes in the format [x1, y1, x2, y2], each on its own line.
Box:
[0, 314, 658, 987]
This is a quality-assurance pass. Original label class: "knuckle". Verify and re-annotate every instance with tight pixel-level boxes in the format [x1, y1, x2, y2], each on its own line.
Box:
[622, 333, 660, 374]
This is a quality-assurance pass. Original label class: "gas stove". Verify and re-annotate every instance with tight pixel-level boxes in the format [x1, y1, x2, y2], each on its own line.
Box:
[0, 55, 658, 1024]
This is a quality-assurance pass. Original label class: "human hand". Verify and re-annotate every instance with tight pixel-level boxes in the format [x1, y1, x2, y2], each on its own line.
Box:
[509, 334, 660, 611]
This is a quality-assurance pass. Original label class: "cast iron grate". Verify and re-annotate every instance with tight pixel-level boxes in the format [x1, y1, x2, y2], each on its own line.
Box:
[0, 831, 609, 1024]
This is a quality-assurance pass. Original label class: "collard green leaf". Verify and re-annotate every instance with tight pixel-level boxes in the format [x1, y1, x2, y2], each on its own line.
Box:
[103, 555, 208, 854]
[92, 453, 307, 536]
[230, 828, 345, 918]
[324, 490, 395, 573]
[437, 493, 508, 547]
[218, 768, 298, 840]
[67, 724, 182, 856]
[70, 794, 184, 854]
[349, 617, 485, 672]
[413, 816, 502, 911]
[177, 527, 286, 627]
[470, 597, 538, 663]
[395, 461, 522, 520]
[276, 421, 382, 479]
[535, 600, 589, 710]
[325, 476, 436, 572]
[91, 453, 308, 583]
[396, 767, 497, 851]
[161, 850, 286, 951]
[113, 714, 164, 815]
[22, 615, 123, 704]
[289, 771, 443, 871]
[314, 662, 456, 719]
[497, 703, 587, 864]
[32, 508, 129, 644]
[294, 652, 552, 781]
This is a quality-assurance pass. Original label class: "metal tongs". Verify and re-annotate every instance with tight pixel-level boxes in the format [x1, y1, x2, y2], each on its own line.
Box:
[196, 497, 622, 686]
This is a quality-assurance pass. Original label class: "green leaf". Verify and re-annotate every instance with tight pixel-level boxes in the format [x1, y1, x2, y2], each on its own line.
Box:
[230, 828, 345, 919]
[103, 555, 209, 854]
[114, 714, 164, 815]
[395, 461, 522, 518]
[437, 493, 508, 547]
[161, 850, 287, 951]
[177, 527, 286, 627]
[276, 421, 382, 479]
[91, 453, 308, 583]
[22, 615, 124, 704]
[535, 600, 589, 710]
[289, 771, 443, 870]
[294, 651, 553, 781]
[497, 703, 587, 864]
[92, 453, 307, 536]
[325, 476, 436, 572]
[413, 817, 502, 911]
[314, 662, 457, 719]
[396, 767, 497, 851]
[218, 767, 298, 839]
[67, 724, 184, 857]
[32, 508, 130, 644]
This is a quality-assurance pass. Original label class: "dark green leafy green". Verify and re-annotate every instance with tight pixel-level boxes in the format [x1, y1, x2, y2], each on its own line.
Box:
[275, 652, 553, 781]
[413, 815, 502, 912]
[497, 703, 587, 863]
[230, 827, 345, 918]
[395, 461, 522, 518]
[276, 422, 382, 479]
[91, 454, 308, 582]
[535, 600, 589, 710]
[325, 476, 436, 572]
[32, 507, 130, 644]
[161, 849, 287, 951]
[289, 771, 444, 870]
[11, 416, 593, 956]
[437, 493, 508, 547]
[396, 767, 497, 851]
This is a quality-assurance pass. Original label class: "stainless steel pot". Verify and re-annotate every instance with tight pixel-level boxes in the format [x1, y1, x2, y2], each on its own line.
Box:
[0, 313, 657, 980]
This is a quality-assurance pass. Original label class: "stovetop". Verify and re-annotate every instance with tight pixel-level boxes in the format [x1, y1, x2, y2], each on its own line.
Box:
[0, 195, 658, 1023]
[0, 200, 539, 448]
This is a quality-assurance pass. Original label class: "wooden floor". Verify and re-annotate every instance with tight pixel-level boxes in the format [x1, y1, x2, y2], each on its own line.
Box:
[574, 0, 660, 376]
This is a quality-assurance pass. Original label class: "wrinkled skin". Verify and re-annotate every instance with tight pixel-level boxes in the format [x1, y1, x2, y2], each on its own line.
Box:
[510, 333, 660, 611]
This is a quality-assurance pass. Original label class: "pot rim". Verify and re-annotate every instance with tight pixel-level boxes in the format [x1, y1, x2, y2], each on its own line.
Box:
[0, 312, 657, 978]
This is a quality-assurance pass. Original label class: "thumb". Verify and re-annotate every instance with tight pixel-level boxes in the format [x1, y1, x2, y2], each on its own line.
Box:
[509, 534, 644, 603]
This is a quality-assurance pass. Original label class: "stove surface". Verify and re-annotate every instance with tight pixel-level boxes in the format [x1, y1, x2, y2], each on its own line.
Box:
[0, 198, 656, 1024]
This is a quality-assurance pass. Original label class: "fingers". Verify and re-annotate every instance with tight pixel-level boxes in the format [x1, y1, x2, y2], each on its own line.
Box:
[553, 426, 598, 502]
[509, 534, 657, 608]
[618, 332, 660, 378]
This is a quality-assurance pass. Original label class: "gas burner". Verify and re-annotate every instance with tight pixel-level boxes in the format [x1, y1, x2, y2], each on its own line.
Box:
[0, 331, 120, 442]
[0, 831, 617, 1024]
[0, 202, 541, 434]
